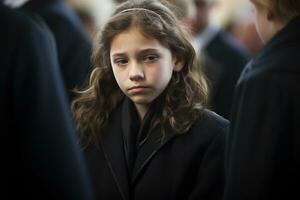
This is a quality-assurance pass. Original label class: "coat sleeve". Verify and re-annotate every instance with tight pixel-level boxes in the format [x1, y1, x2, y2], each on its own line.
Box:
[3, 9, 94, 200]
[188, 126, 227, 200]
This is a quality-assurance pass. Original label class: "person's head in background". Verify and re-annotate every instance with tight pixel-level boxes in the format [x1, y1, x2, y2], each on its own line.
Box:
[163, 0, 188, 20]
[75, 8, 96, 40]
[250, 0, 300, 43]
[72, 0, 208, 141]
[184, 0, 216, 36]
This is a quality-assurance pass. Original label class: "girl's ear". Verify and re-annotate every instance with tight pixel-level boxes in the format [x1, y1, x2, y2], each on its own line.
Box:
[172, 56, 184, 72]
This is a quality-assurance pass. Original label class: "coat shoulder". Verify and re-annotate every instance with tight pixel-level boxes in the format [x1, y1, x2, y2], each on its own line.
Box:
[187, 109, 229, 142]
[199, 109, 229, 131]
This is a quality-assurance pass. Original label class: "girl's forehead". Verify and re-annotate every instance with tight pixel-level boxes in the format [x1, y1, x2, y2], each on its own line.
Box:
[109, 26, 173, 57]
[112, 26, 156, 43]
[111, 27, 161, 48]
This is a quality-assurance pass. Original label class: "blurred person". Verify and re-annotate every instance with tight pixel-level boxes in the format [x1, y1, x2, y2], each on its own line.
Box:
[0, 2, 94, 200]
[224, 0, 300, 199]
[185, 0, 249, 119]
[227, 13, 263, 56]
[75, 8, 96, 41]
[72, 0, 228, 199]
[21, 0, 92, 100]
[114, 0, 127, 4]
[165, 0, 189, 20]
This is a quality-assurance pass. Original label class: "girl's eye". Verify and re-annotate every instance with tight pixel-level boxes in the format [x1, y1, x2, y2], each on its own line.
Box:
[143, 55, 159, 62]
[114, 58, 128, 66]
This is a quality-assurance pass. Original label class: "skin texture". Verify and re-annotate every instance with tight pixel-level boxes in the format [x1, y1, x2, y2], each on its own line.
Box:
[250, 0, 286, 43]
[251, 1, 273, 43]
[110, 26, 182, 119]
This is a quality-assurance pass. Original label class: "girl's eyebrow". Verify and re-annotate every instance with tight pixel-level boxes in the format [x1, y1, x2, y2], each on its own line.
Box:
[138, 48, 159, 54]
[111, 53, 126, 58]
[111, 48, 160, 58]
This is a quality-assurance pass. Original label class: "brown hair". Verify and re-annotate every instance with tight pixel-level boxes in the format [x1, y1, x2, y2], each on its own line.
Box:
[71, 0, 208, 147]
[251, 0, 300, 22]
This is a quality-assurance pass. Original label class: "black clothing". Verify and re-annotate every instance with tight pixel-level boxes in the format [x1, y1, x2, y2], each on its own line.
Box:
[22, 0, 92, 99]
[224, 17, 300, 200]
[84, 98, 228, 200]
[0, 4, 93, 200]
[122, 98, 159, 176]
[201, 30, 249, 119]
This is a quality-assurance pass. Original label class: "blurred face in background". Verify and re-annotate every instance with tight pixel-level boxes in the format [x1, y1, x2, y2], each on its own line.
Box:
[184, 0, 213, 36]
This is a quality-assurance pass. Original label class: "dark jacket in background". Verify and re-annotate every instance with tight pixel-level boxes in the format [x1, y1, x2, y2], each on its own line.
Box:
[22, 0, 92, 100]
[201, 30, 249, 119]
[84, 98, 228, 200]
[224, 17, 300, 200]
[0, 4, 93, 200]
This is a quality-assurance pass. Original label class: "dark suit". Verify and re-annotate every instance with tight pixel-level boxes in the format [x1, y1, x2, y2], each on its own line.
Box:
[201, 30, 249, 119]
[0, 4, 93, 199]
[84, 98, 228, 200]
[22, 0, 92, 99]
[224, 17, 300, 200]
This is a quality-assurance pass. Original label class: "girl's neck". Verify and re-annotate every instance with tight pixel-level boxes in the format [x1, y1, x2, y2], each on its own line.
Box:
[134, 103, 149, 121]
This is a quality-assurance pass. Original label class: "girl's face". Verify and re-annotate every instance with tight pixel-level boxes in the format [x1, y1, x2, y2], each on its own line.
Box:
[110, 26, 182, 117]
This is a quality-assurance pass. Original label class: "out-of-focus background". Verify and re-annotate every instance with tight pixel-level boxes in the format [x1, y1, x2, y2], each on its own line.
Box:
[68, 0, 263, 56]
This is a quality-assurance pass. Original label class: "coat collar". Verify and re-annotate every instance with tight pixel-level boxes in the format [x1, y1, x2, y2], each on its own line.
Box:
[100, 98, 177, 198]
[131, 122, 176, 183]
[121, 98, 140, 177]
[238, 17, 300, 83]
[121, 97, 177, 183]
[252, 16, 300, 68]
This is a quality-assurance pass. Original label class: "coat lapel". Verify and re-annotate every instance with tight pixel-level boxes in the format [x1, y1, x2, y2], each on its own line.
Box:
[105, 97, 178, 186]
[100, 105, 130, 200]
[132, 124, 176, 183]
[121, 98, 140, 177]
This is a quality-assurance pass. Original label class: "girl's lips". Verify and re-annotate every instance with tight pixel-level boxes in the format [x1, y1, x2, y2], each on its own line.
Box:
[127, 86, 150, 94]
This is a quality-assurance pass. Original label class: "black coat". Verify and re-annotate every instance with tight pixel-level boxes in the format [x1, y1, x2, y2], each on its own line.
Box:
[201, 30, 249, 119]
[224, 17, 300, 200]
[22, 0, 92, 99]
[84, 98, 228, 200]
[0, 4, 93, 200]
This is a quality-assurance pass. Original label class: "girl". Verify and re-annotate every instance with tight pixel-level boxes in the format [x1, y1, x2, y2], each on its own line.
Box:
[72, 0, 228, 199]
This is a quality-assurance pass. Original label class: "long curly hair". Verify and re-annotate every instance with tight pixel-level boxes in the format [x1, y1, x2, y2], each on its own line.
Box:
[71, 0, 209, 147]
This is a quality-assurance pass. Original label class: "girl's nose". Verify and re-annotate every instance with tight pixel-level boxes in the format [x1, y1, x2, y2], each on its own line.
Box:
[129, 62, 145, 81]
